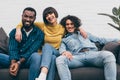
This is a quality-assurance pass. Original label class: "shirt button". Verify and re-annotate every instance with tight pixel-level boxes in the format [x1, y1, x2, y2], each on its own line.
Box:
[20, 50, 22, 52]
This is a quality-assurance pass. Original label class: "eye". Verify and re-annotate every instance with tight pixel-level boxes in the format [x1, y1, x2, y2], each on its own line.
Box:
[66, 23, 74, 25]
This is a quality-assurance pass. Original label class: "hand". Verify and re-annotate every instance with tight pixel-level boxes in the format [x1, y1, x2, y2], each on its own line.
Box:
[62, 51, 73, 60]
[15, 28, 22, 42]
[118, 41, 120, 44]
[79, 27, 87, 39]
[9, 62, 20, 76]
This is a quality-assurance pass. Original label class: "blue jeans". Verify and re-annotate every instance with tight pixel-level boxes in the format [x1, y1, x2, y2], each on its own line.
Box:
[0, 52, 41, 80]
[56, 50, 116, 80]
[40, 43, 59, 80]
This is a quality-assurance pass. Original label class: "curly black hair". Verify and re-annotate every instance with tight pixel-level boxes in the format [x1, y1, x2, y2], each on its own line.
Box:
[60, 15, 82, 34]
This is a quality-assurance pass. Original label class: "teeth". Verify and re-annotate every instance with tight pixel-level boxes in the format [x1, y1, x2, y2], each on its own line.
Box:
[25, 22, 30, 25]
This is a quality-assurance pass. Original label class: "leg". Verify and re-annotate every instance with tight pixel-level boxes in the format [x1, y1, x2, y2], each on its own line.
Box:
[41, 43, 59, 69]
[56, 55, 85, 80]
[47, 55, 56, 80]
[102, 51, 116, 80]
[39, 43, 59, 80]
[0, 53, 18, 80]
[0, 53, 10, 67]
[85, 51, 116, 80]
[25, 52, 41, 80]
[41, 44, 59, 69]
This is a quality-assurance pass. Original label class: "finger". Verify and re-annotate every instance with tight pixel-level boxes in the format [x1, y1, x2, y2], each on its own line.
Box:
[10, 65, 18, 72]
[10, 66, 15, 72]
[10, 69, 18, 76]
[9, 70, 16, 76]
[10, 72, 17, 76]
[69, 56, 73, 60]
[15, 36, 21, 42]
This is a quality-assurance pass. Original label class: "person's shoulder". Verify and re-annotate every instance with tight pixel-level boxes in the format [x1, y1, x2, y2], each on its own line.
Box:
[58, 24, 65, 32]
[9, 28, 16, 36]
[34, 25, 44, 34]
[34, 25, 42, 31]
[59, 24, 64, 28]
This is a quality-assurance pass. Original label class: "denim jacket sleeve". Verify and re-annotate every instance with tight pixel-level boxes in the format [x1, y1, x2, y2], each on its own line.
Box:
[9, 29, 20, 60]
[87, 32, 120, 45]
[59, 39, 67, 54]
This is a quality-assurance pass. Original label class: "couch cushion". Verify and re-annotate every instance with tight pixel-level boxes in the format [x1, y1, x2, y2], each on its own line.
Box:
[0, 27, 9, 54]
[0, 68, 28, 80]
[55, 64, 120, 80]
[102, 42, 120, 64]
[1, 65, 120, 80]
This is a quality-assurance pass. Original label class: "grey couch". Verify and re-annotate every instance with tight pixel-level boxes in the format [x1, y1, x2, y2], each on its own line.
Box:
[0, 42, 120, 80]
[0, 27, 120, 80]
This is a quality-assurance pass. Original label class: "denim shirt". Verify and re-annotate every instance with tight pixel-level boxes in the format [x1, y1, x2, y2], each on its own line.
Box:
[59, 32, 119, 55]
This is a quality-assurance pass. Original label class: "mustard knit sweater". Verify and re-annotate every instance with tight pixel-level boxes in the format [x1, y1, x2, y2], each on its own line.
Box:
[17, 22, 65, 49]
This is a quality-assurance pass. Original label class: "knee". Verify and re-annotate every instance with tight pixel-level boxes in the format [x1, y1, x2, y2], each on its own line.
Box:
[103, 51, 116, 63]
[31, 53, 41, 64]
[56, 56, 66, 65]
[43, 43, 52, 49]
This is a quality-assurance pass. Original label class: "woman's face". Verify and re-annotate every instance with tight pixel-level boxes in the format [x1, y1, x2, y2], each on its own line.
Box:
[65, 19, 76, 33]
[46, 13, 57, 25]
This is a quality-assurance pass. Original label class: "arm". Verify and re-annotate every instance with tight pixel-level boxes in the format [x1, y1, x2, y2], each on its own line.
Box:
[9, 59, 21, 76]
[88, 32, 120, 45]
[59, 40, 73, 60]
[16, 22, 23, 42]
[9, 29, 20, 60]
[78, 27, 87, 39]
[59, 41, 67, 54]
[9, 29, 21, 76]
[15, 22, 43, 42]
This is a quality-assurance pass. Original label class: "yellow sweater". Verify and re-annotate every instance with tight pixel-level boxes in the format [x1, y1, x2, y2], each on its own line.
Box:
[17, 22, 65, 49]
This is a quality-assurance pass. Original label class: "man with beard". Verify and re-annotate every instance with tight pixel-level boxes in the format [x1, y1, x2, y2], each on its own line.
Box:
[0, 7, 44, 80]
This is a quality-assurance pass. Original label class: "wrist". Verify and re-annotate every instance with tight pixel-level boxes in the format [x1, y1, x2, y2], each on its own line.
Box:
[17, 61, 21, 65]
[11, 60, 17, 64]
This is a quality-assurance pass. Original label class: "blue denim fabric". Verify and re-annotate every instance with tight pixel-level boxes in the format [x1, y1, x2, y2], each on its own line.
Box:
[0, 53, 10, 67]
[56, 51, 116, 80]
[40, 43, 59, 80]
[56, 32, 118, 80]
[59, 32, 119, 55]
[0, 52, 41, 80]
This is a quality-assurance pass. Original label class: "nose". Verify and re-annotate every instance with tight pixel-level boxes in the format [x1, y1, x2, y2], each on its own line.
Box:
[67, 24, 73, 28]
[26, 17, 30, 21]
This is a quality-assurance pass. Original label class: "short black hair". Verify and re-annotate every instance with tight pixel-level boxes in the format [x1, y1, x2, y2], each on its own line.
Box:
[23, 7, 37, 17]
[43, 7, 58, 25]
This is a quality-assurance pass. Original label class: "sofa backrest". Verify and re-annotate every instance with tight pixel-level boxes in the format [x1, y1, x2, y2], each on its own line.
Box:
[0, 27, 9, 54]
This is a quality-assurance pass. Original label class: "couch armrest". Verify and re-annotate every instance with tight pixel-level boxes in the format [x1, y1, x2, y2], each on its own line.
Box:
[102, 42, 120, 64]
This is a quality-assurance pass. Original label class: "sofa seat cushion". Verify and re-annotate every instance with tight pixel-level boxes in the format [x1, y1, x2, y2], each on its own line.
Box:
[55, 64, 120, 80]
[0, 69, 28, 80]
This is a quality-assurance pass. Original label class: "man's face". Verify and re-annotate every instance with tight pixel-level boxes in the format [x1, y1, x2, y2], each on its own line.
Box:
[65, 19, 76, 33]
[22, 10, 36, 29]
